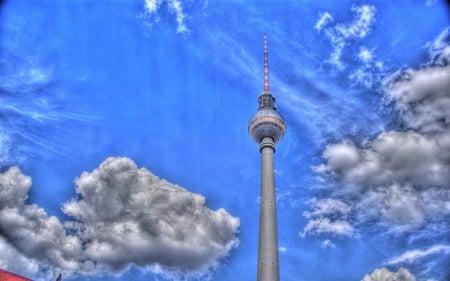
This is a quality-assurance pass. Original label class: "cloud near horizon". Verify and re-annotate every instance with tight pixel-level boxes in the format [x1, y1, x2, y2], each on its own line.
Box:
[0, 157, 240, 279]
[303, 27, 450, 240]
[361, 267, 416, 281]
[305, 27, 450, 236]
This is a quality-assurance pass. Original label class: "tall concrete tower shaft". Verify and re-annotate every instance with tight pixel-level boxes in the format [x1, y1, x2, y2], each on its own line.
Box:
[248, 33, 286, 281]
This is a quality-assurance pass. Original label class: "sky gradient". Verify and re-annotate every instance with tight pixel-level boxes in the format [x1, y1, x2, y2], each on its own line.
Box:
[0, 1, 449, 281]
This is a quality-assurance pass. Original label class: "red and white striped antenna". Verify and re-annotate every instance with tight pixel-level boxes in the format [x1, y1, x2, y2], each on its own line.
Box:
[263, 32, 270, 92]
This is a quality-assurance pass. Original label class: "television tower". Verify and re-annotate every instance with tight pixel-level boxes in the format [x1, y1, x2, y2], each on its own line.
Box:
[248, 33, 286, 281]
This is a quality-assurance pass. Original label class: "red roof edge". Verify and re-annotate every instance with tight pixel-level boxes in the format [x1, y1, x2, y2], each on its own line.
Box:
[0, 269, 34, 281]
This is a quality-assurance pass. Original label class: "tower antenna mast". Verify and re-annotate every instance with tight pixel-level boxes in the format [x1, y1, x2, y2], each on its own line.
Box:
[263, 32, 270, 92]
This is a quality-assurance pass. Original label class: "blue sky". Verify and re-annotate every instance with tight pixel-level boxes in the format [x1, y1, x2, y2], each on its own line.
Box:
[0, 1, 449, 281]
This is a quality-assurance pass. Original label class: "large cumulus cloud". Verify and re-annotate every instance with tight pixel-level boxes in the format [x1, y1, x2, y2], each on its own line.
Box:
[0, 157, 239, 279]
[63, 157, 239, 273]
[309, 27, 450, 235]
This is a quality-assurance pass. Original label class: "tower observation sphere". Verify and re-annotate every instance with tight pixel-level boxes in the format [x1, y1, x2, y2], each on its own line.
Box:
[248, 97, 286, 145]
[248, 33, 286, 281]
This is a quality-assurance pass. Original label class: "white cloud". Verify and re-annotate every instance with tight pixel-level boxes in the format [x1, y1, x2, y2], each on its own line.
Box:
[317, 131, 448, 188]
[319, 5, 376, 69]
[315, 140, 360, 175]
[65, 157, 239, 273]
[321, 239, 335, 249]
[141, 0, 189, 33]
[0, 131, 14, 164]
[303, 198, 351, 218]
[359, 47, 374, 63]
[349, 69, 375, 88]
[0, 157, 240, 279]
[168, 0, 188, 33]
[0, 166, 31, 207]
[349, 46, 384, 88]
[314, 12, 333, 31]
[302, 198, 353, 237]
[328, 42, 345, 70]
[428, 27, 450, 65]
[0, 166, 83, 274]
[355, 184, 450, 233]
[335, 5, 376, 39]
[0, 236, 40, 279]
[276, 190, 300, 209]
[386, 245, 450, 265]
[145, 0, 161, 13]
[302, 217, 353, 237]
[315, 5, 385, 87]
[317, 128, 449, 232]
[385, 65, 450, 135]
[28, 68, 51, 84]
[361, 267, 416, 281]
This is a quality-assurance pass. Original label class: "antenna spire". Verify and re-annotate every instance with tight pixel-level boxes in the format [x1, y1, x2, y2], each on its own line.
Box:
[263, 32, 270, 92]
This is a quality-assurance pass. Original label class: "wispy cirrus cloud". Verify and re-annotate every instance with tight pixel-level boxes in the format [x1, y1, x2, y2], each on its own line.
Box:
[315, 5, 387, 88]
[0, 23, 98, 166]
[383, 244, 450, 280]
[316, 5, 376, 69]
[386, 245, 450, 265]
